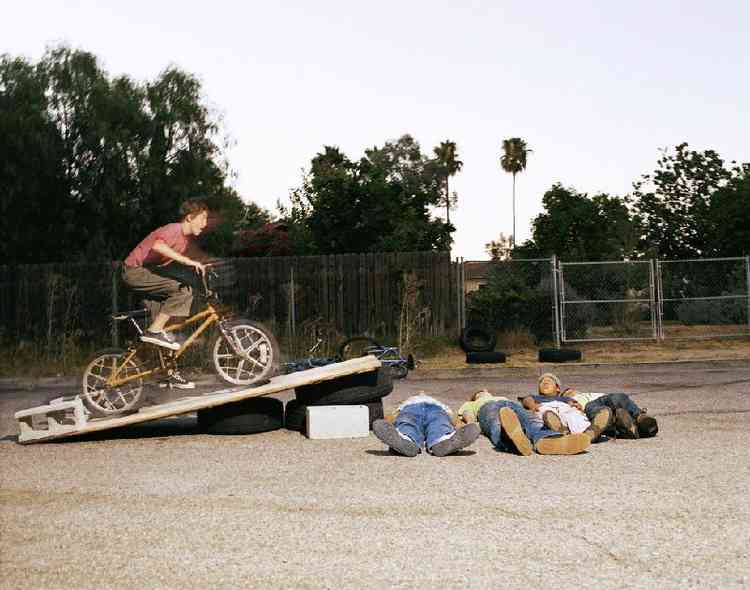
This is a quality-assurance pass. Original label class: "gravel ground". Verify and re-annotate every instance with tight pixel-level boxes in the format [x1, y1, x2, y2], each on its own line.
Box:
[1, 361, 749, 589]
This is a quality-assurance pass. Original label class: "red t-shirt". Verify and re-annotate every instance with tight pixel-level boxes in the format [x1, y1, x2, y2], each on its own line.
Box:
[124, 223, 189, 267]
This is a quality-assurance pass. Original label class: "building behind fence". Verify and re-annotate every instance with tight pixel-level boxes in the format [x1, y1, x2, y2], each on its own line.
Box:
[1, 253, 748, 360]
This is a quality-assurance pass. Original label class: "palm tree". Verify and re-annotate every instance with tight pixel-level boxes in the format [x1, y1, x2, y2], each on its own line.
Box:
[433, 140, 463, 225]
[500, 137, 532, 248]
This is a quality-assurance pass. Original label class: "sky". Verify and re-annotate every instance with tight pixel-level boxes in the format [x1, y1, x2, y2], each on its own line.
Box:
[3, 0, 749, 260]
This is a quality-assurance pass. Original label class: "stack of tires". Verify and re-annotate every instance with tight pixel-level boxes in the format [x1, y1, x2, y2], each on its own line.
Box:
[284, 367, 393, 436]
[460, 327, 506, 364]
[196, 397, 285, 435]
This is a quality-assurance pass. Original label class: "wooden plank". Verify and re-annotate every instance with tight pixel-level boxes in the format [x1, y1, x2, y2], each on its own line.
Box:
[16, 356, 381, 444]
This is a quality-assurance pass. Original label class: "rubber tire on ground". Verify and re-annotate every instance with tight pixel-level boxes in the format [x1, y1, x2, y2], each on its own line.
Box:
[285, 399, 384, 435]
[197, 397, 284, 435]
[465, 351, 506, 364]
[459, 327, 497, 353]
[295, 367, 393, 405]
[538, 348, 582, 363]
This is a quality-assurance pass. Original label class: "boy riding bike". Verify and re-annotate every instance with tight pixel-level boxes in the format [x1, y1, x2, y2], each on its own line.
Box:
[121, 198, 209, 388]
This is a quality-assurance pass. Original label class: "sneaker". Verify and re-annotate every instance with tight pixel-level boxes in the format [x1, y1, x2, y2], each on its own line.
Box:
[141, 330, 180, 351]
[499, 407, 533, 456]
[430, 423, 480, 457]
[535, 433, 591, 455]
[372, 420, 419, 457]
[159, 369, 195, 390]
[636, 413, 659, 438]
[542, 410, 566, 433]
[615, 408, 639, 439]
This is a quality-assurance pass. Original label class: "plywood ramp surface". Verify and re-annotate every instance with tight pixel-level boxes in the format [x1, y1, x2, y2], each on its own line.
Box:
[16, 356, 381, 444]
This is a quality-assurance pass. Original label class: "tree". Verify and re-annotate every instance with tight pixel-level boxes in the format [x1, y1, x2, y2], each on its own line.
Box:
[0, 44, 251, 262]
[706, 164, 750, 257]
[628, 143, 734, 259]
[282, 135, 453, 254]
[500, 137, 532, 248]
[432, 140, 463, 224]
[530, 184, 638, 261]
[485, 233, 513, 261]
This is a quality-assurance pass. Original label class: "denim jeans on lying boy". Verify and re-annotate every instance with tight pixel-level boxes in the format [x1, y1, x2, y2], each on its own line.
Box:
[372, 395, 480, 457]
[458, 390, 592, 455]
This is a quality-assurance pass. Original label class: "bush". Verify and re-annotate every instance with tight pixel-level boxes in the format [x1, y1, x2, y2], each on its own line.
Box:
[676, 296, 747, 326]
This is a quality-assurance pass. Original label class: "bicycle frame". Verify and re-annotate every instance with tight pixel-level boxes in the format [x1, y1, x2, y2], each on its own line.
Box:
[105, 304, 220, 388]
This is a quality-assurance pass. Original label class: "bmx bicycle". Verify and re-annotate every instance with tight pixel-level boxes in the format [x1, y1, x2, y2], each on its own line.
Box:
[337, 336, 415, 379]
[81, 265, 280, 417]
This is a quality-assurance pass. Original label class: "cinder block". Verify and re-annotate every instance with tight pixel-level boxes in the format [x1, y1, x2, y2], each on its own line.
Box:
[306, 405, 369, 439]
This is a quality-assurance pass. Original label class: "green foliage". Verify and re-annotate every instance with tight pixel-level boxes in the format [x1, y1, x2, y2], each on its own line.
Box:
[531, 184, 638, 261]
[628, 143, 735, 259]
[706, 165, 750, 257]
[466, 261, 554, 343]
[0, 45, 254, 263]
[432, 140, 463, 224]
[282, 135, 453, 254]
[676, 297, 747, 326]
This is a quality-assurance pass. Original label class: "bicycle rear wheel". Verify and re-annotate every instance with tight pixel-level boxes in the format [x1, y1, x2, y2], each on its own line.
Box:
[338, 336, 381, 361]
[81, 348, 145, 417]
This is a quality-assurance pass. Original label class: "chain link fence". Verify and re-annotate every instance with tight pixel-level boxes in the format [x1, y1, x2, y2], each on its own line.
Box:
[657, 257, 750, 339]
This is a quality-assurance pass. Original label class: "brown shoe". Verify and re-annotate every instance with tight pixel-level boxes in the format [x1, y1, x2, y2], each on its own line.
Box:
[535, 433, 591, 455]
[591, 407, 612, 431]
[615, 408, 638, 439]
[542, 410, 566, 433]
[499, 407, 533, 456]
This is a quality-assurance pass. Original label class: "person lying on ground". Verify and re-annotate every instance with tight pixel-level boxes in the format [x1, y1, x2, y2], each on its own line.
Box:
[536, 373, 658, 439]
[520, 395, 609, 443]
[457, 389, 593, 456]
[372, 394, 480, 457]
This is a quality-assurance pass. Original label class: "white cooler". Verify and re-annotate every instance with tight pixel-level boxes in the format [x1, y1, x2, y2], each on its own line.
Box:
[306, 405, 370, 439]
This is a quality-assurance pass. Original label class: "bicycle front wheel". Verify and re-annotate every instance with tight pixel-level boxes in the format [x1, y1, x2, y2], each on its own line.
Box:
[338, 336, 381, 361]
[212, 320, 280, 385]
[81, 348, 145, 417]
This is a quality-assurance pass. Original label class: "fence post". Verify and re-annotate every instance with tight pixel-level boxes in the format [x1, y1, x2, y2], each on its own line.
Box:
[111, 262, 119, 348]
[746, 255, 750, 330]
[649, 259, 658, 341]
[289, 265, 296, 340]
[655, 259, 664, 340]
[551, 255, 561, 348]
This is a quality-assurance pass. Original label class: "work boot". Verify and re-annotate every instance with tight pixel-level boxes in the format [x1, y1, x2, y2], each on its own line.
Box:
[587, 407, 612, 442]
[535, 433, 591, 455]
[430, 423, 480, 457]
[542, 410, 566, 433]
[615, 408, 639, 439]
[372, 420, 419, 457]
[498, 407, 533, 456]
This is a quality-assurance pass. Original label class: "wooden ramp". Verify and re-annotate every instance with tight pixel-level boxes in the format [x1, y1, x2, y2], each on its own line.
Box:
[15, 356, 381, 444]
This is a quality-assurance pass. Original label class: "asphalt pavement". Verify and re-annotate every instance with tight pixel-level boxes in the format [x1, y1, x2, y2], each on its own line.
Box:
[1, 361, 749, 589]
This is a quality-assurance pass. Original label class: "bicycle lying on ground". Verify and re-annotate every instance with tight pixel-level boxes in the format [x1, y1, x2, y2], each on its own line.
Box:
[337, 336, 415, 379]
[281, 338, 339, 374]
[81, 265, 280, 417]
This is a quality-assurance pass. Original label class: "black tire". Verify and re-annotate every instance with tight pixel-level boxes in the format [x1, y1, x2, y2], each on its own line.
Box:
[197, 397, 284, 435]
[295, 367, 393, 405]
[285, 399, 384, 434]
[466, 351, 506, 364]
[538, 348, 582, 363]
[459, 327, 497, 353]
[338, 336, 381, 360]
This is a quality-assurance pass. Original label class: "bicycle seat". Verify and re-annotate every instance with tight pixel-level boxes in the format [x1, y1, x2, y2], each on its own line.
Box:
[111, 308, 150, 321]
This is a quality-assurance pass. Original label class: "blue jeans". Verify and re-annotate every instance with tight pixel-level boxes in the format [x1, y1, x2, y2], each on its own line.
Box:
[585, 393, 643, 421]
[395, 403, 455, 450]
[478, 400, 559, 452]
